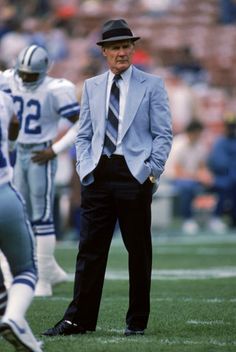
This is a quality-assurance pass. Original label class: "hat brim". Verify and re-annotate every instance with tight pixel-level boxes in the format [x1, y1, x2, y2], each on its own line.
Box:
[96, 35, 140, 46]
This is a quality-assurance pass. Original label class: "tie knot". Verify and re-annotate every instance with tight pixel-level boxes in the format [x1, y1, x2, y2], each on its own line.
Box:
[114, 74, 121, 82]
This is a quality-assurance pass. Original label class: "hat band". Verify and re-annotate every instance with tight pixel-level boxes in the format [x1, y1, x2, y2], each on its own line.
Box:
[103, 28, 133, 40]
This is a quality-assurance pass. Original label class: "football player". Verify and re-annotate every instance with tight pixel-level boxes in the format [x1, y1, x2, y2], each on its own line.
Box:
[0, 73, 43, 352]
[3, 45, 80, 296]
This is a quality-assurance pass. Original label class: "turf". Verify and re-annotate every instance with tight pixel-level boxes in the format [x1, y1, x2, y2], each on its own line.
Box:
[1, 232, 236, 352]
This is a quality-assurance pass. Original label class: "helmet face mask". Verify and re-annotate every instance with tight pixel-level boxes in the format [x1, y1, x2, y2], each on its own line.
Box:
[17, 71, 40, 83]
[15, 45, 49, 90]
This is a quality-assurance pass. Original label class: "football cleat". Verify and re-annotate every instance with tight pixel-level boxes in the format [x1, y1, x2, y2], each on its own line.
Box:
[50, 264, 68, 286]
[0, 317, 43, 352]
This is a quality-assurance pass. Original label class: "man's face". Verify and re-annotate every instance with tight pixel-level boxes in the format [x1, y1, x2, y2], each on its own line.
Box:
[102, 40, 135, 74]
[18, 70, 39, 83]
[188, 130, 202, 144]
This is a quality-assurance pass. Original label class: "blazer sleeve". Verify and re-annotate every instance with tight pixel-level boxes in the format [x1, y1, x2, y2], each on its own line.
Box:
[75, 80, 93, 177]
[147, 77, 173, 178]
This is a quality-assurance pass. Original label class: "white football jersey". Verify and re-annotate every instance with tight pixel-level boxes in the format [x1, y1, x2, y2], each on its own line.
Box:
[0, 91, 15, 185]
[0, 71, 11, 93]
[3, 69, 80, 144]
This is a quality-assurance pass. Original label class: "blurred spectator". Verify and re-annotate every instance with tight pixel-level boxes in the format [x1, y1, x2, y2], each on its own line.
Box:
[7, 0, 51, 19]
[0, 4, 17, 39]
[132, 46, 154, 72]
[208, 112, 236, 229]
[193, 85, 229, 148]
[0, 20, 30, 68]
[164, 119, 225, 235]
[41, 20, 69, 62]
[53, 4, 78, 37]
[141, 0, 177, 16]
[75, 64, 100, 104]
[22, 16, 70, 62]
[219, 0, 236, 24]
[172, 46, 208, 85]
[165, 72, 197, 134]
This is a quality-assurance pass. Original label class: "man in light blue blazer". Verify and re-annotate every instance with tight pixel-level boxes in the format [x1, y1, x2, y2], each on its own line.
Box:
[44, 18, 172, 337]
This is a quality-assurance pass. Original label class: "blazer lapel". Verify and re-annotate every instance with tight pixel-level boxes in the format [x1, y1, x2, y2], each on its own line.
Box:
[120, 68, 146, 141]
[93, 72, 108, 135]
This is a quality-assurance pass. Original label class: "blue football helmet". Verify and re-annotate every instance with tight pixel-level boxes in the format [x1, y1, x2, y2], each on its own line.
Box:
[15, 45, 49, 89]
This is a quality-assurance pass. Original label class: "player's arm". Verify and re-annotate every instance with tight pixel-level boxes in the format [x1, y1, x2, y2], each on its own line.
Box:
[31, 114, 79, 165]
[8, 114, 20, 150]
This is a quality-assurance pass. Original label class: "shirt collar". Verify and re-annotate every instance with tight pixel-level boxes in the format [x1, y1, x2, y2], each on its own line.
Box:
[108, 65, 133, 84]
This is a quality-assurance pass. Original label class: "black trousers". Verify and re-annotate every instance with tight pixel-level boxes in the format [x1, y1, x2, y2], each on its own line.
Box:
[63, 155, 153, 330]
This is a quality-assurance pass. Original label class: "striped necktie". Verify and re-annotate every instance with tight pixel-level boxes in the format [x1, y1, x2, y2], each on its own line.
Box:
[103, 74, 121, 157]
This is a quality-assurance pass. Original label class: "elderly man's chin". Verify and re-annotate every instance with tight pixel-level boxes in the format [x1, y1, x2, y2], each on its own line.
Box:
[116, 61, 130, 71]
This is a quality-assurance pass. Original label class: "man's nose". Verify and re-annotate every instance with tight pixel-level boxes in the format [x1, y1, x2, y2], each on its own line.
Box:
[117, 47, 126, 55]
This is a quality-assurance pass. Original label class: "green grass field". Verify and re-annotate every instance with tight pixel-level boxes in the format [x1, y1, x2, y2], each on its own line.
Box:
[1, 231, 236, 352]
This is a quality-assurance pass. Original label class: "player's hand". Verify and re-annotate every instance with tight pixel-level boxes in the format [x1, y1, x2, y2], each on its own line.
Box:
[31, 147, 56, 164]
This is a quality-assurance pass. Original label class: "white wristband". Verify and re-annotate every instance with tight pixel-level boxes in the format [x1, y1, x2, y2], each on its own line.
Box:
[52, 121, 80, 155]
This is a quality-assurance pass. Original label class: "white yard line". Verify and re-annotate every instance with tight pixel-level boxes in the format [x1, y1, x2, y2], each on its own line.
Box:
[57, 234, 236, 250]
[79, 336, 236, 347]
[160, 338, 236, 347]
[96, 337, 140, 343]
[157, 248, 236, 255]
[56, 267, 236, 282]
[187, 320, 230, 325]
[153, 234, 236, 245]
[43, 296, 236, 303]
[150, 267, 236, 280]
[152, 297, 236, 303]
[96, 267, 236, 280]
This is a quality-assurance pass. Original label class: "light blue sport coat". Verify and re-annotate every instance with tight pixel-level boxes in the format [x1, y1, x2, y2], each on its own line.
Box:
[75, 65, 172, 188]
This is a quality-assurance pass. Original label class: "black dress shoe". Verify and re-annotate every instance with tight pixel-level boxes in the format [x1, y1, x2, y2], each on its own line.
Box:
[43, 320, 86, 336]
[124, 326, 144, 336]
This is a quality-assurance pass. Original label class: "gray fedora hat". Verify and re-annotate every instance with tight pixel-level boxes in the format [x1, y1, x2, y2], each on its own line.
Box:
[96, 19, 140, 46]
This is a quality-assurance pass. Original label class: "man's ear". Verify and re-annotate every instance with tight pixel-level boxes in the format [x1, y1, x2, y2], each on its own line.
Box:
[102, 47, 107, 57]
